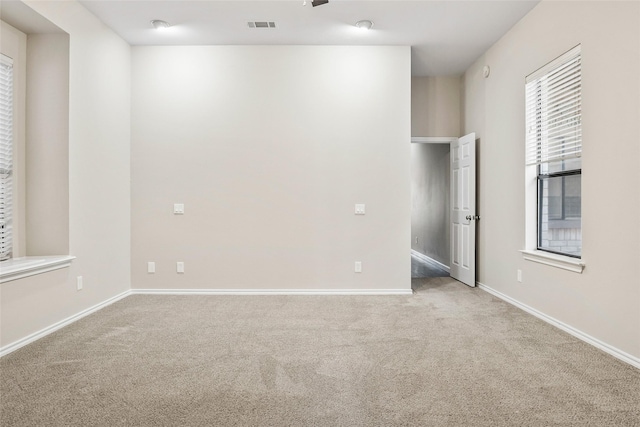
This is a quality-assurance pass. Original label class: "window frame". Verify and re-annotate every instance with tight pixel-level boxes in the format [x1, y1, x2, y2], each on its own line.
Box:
[523, 45, 584, 270]
[537, 167, 581, 258]
[0, 53, 14, 262]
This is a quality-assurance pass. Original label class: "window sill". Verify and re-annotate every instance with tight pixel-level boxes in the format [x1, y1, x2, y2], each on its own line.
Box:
[0, 256, 76, 284]
[520, 250, 584, 273]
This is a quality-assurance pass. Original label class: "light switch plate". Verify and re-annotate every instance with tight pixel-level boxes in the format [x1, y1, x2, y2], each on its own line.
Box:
[177, 261, 185, 273]
[355, 261, 362, 273]
[355, 204, 365, 215]
[174, 203, 185, 214]
[148, 262, 156, 274]
[77, 276, 83, 290]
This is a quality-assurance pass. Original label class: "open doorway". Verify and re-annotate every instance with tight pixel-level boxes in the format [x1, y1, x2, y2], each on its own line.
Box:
[411, 134, 478, 289]
[410, 138, 451, 281]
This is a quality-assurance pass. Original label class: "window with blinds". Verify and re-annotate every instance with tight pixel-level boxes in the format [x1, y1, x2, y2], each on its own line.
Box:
[525, 45, 582, 258]
[1, 54, 14, 261]
[526, 45, 582, 165]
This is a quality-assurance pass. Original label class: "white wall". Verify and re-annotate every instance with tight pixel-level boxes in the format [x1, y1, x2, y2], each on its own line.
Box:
[131, 46, 411, 291]
[26, 33, 69, 256]
[411, 76, 461, 137]
[463, 1, 640, 360]
[0, 1, 131, 348]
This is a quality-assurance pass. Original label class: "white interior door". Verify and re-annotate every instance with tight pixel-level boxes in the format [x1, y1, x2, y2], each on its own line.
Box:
[450, 133, 477, 287]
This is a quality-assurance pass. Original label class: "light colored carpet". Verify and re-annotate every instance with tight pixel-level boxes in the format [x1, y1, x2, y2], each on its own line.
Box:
[1, 277, 639, 426]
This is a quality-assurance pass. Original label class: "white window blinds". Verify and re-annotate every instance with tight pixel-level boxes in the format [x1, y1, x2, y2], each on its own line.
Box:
[525, 46, 582, 166]
[0, 54, 14, 261]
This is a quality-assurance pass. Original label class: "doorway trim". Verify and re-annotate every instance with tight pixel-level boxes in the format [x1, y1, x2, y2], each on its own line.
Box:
[411, 136, 457, 144]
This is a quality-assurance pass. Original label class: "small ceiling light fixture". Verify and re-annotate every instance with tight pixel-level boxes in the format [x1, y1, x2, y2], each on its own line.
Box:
[355, 20, 374, 30]
[151, 20, 170, 31]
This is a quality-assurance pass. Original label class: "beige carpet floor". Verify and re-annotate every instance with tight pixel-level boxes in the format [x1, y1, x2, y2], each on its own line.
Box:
[1, 277, 639, 426]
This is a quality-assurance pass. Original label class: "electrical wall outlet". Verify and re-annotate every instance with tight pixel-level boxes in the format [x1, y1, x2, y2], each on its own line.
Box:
[517, 269, 522, 283]
[355, 204, 365, 215]
[77, 276, 83, 291]
[177, 262, 185, 273]
[355, 261, 362, 273]
[174, 203, 184, 214]
[415, 236, 418, 244]
[148, 262, 156, 273]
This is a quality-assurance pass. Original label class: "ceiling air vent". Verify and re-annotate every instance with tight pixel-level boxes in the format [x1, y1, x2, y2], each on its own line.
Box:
[247, 21, 276, 29]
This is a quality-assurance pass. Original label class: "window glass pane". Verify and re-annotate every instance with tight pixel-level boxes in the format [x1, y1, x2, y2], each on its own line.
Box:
[564, 175, 581, 219]
[538, 174, 581, 257]
[546, 178, 563, 220]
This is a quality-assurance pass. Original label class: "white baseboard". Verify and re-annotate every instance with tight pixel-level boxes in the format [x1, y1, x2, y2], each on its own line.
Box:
[478, 282, 640, 370]
[0, 290, 132, 358]
[131, 288, 413, 296]
[411, 250, 450, 272]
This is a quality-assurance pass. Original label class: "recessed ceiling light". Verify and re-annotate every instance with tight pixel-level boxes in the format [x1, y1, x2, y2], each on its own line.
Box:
[151, 20, 170, 31]
[355, 20, 374, 30]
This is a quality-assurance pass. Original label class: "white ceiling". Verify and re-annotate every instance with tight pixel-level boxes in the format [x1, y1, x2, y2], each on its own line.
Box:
[79, 0, 539, 76]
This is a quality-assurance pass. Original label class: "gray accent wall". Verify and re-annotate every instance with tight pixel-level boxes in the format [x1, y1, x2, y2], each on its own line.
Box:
[410, 143, 450, 267]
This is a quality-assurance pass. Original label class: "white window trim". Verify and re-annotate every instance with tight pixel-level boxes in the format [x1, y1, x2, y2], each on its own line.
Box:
[0, 255, 75, 283]
[520, 250, 584, 274]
